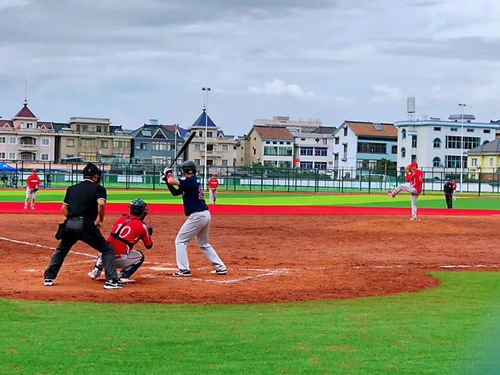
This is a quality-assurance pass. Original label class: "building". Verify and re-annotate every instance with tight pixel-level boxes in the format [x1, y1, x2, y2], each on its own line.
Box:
[253, 116, 322, 132]
[291, 129, 335, 170]
[130, 120, 187, 165]
[395, 116, 499, 170]
[467, 138, 500, 179]
[187, 109, 238, 169]
[55, 117, 132, 163]
[243, 125, 294, 167]
[0, 101, 56, 162]
[332, 121, 397, 177]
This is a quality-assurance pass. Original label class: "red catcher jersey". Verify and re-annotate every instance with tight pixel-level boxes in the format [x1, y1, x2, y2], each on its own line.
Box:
[106, 215, 152, 257]
[208, 177, 219, 189]
[26, 174, 40, 189]
[406, 169, 424, 193]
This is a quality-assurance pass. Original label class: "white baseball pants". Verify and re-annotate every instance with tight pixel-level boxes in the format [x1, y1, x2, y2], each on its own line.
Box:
[392, 184, 420, 218]
[175, 210, 225, 272]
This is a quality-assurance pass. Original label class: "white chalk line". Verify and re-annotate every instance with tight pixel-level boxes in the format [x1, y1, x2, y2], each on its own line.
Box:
[351, 264, 499, 270]
[0, 236, 97, 259]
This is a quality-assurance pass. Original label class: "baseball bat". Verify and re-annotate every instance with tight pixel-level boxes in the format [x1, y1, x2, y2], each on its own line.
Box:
[168, 131, 196, 168]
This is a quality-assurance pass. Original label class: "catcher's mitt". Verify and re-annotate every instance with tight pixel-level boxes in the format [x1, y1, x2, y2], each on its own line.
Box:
[404, 165, 411, 173]
[32, 187, 39, 192]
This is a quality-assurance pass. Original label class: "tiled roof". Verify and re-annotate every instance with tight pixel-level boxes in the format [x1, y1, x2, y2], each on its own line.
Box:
[192, 111, 216, 127]
[344, 121, 397, 137]
[37, 121, 53, 129]
[0, 120, 13, 127]
[14, 104, 37, 118]
[253, 125, 294, 140]
[467, 139, 500, 154]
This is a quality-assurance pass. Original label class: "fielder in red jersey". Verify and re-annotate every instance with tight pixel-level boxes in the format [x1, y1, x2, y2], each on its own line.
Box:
[88, 199, 153, 283]
[207, 173, 219, 204]
[388, 162, 424, 221]
[24, 169, 40, 210]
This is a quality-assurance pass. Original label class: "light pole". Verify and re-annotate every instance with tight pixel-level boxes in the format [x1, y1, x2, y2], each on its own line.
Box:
[458, 103, 466, 193]
[202, 86, 211, 189]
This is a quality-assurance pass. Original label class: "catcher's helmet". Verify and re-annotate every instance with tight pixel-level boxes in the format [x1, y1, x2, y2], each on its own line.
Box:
[181, 160, 197, 174]
[129, 198, 148, 217]
[82, 163, 101, 177]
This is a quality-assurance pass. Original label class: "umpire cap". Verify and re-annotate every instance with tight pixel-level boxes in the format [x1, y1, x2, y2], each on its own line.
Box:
[181, 160, 197, 174]
[82, 163, 101, 177]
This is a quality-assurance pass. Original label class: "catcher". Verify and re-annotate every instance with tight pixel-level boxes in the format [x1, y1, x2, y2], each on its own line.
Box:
[88, 198, 153, 283]
[388, 161, 424, 221]
[24, 168, 40, 210]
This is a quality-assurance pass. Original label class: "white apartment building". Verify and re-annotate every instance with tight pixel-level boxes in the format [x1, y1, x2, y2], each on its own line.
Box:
[395, 116, 499, 170]
[0, 102, 56, 162]
[291, 131, 334, 170]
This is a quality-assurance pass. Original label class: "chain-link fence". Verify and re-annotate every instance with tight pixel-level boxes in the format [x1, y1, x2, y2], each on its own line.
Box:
[1, 161, 499, 195]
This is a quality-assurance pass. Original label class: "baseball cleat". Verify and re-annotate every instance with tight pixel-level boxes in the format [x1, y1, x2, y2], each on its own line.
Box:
[211, 269, 227, 275]
[103, 280, 124, 289]
[118, 277, 136, 283]
[172, 269, 191, 277]
[387, 190, 394, 197]
[87, 271, 98, 280]
[43, 279, 54, 286]
[409, 216, 421, 221]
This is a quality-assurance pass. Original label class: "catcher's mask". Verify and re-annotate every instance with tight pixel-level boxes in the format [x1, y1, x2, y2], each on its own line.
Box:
[130, 198, 148, 219]
[181, 160, 197, 175]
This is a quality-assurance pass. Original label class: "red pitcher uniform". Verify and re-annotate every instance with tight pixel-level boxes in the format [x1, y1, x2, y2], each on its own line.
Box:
[24, 170, 40, 209]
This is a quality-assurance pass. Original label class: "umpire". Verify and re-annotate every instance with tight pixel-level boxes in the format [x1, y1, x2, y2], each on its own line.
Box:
[44, 163, 123, 289]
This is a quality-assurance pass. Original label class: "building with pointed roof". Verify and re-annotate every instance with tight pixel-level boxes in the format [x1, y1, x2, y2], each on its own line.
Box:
[130, 120, 187, 165]
[243, 125, 294, 167]
[332, 121, 398, 178]
[0, 102, 56, 162]
[466, 138, 500, 180]
[187, 109, 238, 171]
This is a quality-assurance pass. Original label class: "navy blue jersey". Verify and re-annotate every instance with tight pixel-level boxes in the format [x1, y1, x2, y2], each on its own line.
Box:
[179, 176, 208, 216]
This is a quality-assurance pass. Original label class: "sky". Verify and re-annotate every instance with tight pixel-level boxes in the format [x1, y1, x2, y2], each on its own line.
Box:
[1, 0, 500, 135]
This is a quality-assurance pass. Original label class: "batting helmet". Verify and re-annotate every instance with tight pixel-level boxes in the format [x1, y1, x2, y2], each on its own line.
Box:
[129, 198, 148, 218]
[181, 160, 197, 174]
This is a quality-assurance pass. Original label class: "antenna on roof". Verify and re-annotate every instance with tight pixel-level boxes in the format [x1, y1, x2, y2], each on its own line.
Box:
[407, 97, 415, 120]
[24, 77, 28, 105]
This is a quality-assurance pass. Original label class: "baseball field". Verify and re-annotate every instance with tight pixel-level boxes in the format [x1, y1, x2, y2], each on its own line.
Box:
[0, 188, 499, 374]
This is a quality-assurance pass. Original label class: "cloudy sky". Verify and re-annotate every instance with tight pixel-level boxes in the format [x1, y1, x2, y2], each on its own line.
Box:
[1, 0, 500, 135]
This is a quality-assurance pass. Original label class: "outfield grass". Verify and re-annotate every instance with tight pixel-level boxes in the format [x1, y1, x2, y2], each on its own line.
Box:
[0, 272, 499, 374]
[1, 188, 499, 210]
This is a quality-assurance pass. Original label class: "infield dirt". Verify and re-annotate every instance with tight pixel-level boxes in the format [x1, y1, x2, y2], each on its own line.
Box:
[0, 213, 498, 304]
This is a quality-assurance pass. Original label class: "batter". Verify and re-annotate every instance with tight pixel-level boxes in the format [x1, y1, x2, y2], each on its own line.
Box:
[162, 160, 226, 276]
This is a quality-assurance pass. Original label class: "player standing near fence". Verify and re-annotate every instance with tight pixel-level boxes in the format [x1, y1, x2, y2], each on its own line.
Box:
[24, 168, 40, 210]
[162, 160, 227, 276]
[388, 161, 424, 221]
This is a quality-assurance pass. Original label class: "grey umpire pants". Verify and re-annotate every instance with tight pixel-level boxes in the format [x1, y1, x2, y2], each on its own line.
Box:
[175, 210, 225, 272]
[393, 183, 420, 218]
[45, 222, 119, 281]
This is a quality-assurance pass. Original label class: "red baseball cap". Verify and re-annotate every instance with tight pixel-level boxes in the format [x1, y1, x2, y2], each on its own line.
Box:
[409, 162, 418, 169]
[32, 168, 37, 173]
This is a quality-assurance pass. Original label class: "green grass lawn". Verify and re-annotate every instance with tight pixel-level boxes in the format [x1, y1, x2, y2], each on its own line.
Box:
[0, 272, 499, 374]
[1, 188, 499, 209]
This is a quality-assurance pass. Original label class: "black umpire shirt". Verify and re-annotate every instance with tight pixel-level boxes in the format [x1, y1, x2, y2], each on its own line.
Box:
[63, 179, 107, 221]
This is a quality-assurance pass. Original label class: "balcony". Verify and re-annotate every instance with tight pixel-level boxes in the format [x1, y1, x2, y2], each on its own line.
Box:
[17, 143, 37, 151]
[200, 149, 223, 157]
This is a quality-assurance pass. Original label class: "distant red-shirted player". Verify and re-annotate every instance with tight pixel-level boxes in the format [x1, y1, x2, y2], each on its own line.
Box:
[208, 173, 219, 204]
[388, 162, 424, 221]
[88, 199, 153, 283]
[25, 169, 40, 210]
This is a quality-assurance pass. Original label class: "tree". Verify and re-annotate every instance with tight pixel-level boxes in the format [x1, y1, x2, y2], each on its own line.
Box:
[373, 158, 397, 175]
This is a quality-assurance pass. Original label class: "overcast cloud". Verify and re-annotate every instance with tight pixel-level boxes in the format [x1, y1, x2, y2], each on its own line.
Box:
[1, 0, 500, 134]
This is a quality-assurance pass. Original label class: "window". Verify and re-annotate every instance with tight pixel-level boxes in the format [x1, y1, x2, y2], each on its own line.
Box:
[9, 137, 16, 144]
[40, 153, 49, 161]
[411, 135, 417, 148]
[101, 140, 108, 148]
[450, 128, 458, 132]
[41, 138, 50, 146]
[277, 160, 291, 168]
[194, 159, 200, 165]
[278, 147, 292, 156]
[335, 137, 339, 144]
[207, 144, 214, 152]
[222, 144, 228, 152]
[152, 142, 167, 151]
[432, 157, 441, 167]
[198, 131, 203, 137]
[222, 159, 228, 167]
[433, 138, 441, 148]
[80, 138, 96, 147]
[401, 129, 407, 139]
[300, 161, 313, 169]
[411, 154, 417, 162]
[489, 158, 494, 167]
[401, 147, 406, 158]
[0, 152, 5, 159]
[8, 152, 16, 159]
[26, 122, 34, 129]
[207, 132, 213, 138]
[445, 136, 480, 149]
[343, 127, 348, 136]
[483, 129, 491, 134]
[391, 145, 397, 154]
[314, 162, 327, 170]
[471, 158, 477, 167]
[194, 143, 200, 151]
[357, 143, 386, 154]
[342, 144, 347, 160]
[300, 147, 313, 156]
[314, 147, 328, 156]
[434, 127, 441, 131]
[467, 128, 474, 133]
[445, 155, 466, 168]
[264, 146, 277, 156]
[67, 139, 75, 147]
[0, 136, 5, 143]
[113, 140, 129, 149]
